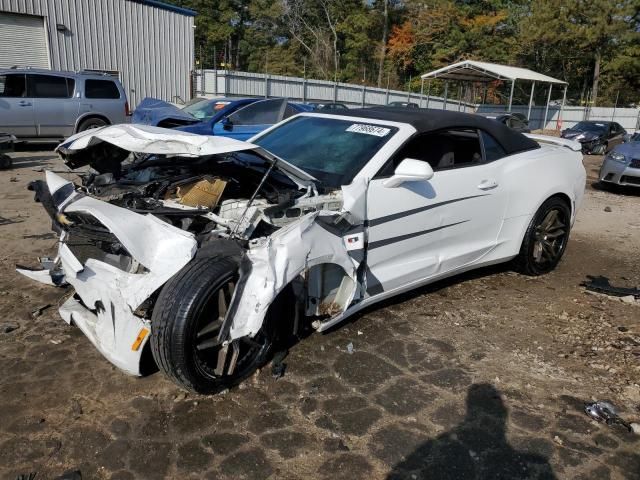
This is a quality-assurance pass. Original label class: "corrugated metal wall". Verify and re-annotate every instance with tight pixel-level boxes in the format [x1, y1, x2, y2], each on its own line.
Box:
[0, 0, 194, 106]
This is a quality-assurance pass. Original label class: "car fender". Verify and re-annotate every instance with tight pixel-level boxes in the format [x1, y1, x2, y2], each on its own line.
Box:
[226, 211, 362, 340]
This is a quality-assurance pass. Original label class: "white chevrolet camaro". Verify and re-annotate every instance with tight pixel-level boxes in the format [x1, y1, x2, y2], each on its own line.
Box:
[20, 109, 586, 393]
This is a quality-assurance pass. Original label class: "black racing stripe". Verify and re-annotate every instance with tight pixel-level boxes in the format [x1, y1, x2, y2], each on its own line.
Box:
[368, 220, 468, 250]
[52, 183, 75, 207]
[368, 194, 488, 227]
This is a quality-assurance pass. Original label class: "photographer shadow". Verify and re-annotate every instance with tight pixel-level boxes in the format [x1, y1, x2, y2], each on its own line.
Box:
[387, 384, 556, 480]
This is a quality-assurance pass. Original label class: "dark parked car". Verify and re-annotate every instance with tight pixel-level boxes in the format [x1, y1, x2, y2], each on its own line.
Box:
[132, 97, 313, 141]
[561, 121, 626, 154]
[387, 101, 419, 108]
[476, 112, 530, 133]
[307, 102, 348, 111]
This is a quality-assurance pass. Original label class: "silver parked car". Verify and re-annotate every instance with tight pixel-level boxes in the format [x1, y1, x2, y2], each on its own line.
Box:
[0, 68, 129, 142]
[599, 132, 640, 188]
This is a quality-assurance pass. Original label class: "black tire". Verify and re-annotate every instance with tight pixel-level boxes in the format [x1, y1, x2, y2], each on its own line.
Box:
[77, 117, 108, 132]
[150, 256, 275, 393]
[513, 197, 571, 276]
[0, 154, 12, 170]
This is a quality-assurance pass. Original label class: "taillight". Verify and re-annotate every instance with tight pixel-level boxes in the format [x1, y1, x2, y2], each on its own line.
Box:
[125, 101, 131, 116]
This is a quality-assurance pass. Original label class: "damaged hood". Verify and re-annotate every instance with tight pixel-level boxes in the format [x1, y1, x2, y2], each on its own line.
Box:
[56, 124, 318, 189]
[131, 97, 199, 126]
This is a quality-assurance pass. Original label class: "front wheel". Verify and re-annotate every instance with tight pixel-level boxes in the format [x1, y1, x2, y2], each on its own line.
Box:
[513, 197, 571, 276]
[150, 257, 274, 393]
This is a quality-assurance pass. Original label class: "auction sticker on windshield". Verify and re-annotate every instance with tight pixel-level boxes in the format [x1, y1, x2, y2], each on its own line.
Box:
[346, 124, 391, 137]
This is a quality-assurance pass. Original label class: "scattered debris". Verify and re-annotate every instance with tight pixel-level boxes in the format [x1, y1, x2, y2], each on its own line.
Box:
[604, 206, 612, 212]
[54, 470, 81, 480]
[581, 276, 640, 299]
[620, 295, 637, 305]
[0, 215, 24, 226]
[14, 473, 36, 480]
[70, 398, 83, 417]
[357, 330, 363, 335]
[346, 342, 354, 354]
[552, 435, 563, 445]
[10, 176, 17, 182]
[631, 423, 640, 435]
[2, 324, 19, 334]
[31, 304, 52, 318]
[584, 401, 633, 432]
[271, 350, 288, 379]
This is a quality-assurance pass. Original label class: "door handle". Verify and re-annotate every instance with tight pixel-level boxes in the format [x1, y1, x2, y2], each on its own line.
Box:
[478, 179, 498, 190]
[18, 101, 31, 106]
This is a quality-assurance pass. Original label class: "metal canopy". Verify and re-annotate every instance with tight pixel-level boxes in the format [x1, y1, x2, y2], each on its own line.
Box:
[420, 60, 567, 85]
[419, 60, 568, 123]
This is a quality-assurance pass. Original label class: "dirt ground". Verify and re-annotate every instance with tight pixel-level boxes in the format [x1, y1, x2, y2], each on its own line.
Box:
[0, 148, 639, 480]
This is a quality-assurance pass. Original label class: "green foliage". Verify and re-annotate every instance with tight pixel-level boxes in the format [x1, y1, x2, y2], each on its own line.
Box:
[168, 0, 640, 105]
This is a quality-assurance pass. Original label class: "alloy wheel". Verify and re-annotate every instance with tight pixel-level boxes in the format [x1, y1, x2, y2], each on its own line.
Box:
[532, 208, 567, 266]
[193, 279, 269, 381]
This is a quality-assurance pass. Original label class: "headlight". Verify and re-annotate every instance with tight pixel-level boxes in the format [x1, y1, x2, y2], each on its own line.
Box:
[607, 151, 627, 164]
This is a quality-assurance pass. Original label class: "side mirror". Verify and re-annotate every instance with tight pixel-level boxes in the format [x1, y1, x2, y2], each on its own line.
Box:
[383, 158, 434, 188]
[221, 117, 233, 131]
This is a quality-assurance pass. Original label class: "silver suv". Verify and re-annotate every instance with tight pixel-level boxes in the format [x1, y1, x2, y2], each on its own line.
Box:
[0, 68, 129, 142]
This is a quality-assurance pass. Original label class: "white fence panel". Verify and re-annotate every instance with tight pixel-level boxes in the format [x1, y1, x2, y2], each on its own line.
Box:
[194, 70, 640, 131]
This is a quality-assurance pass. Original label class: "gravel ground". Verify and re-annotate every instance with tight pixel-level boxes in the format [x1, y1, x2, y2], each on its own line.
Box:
[0, 148, 639, 480]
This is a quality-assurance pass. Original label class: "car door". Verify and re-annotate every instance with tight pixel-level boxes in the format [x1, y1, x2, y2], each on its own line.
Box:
[0, 73, 35, 137]
[82, 78, 126, 125]
[365, 129, 507, 294]
[212, 98, 288, 140]
[28, 74, 78, 137]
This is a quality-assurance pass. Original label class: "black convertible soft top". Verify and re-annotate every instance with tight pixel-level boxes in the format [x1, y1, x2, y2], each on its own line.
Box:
[327, 107, 540, 155]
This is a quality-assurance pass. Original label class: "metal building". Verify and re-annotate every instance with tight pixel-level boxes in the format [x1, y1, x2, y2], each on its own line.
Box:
[0, 0, 195, 106]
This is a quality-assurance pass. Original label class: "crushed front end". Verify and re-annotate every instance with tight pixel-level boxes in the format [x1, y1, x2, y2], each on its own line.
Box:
[18, 125, 359, 380]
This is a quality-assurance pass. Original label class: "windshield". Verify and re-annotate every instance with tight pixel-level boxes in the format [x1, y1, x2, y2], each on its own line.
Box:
[253, 116, 398, 188]
[574, 122, 607, 133]
[182, 99, 230, 121]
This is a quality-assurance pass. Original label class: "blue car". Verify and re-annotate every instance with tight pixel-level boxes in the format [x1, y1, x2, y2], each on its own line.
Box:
[132, 97, 312, 141]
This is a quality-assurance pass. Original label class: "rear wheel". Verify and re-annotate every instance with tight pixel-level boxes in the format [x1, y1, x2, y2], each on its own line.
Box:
[513, 197, 571, 276]
[77, 117, 107, 132]
[150, 257, 275, 393]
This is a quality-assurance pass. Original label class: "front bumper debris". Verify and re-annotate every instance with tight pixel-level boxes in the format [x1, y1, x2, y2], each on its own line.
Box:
[17, 172, 198, 375]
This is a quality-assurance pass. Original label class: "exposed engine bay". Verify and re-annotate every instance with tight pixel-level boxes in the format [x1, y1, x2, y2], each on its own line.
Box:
[49, 130, 343, 276]
[68, 143, 342, 237]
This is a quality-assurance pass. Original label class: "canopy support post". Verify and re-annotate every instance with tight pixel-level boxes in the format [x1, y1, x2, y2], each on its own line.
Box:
[426, 80, 431, 108]
[508, 79, 515, 112]
[543, 84, 553, 131]
[527, 81, 535, 121]
[482, 83, 488, 105]
[558, 85, 568, 131]
[420, 78, 424, 107]
[443, 81, 448, 110]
